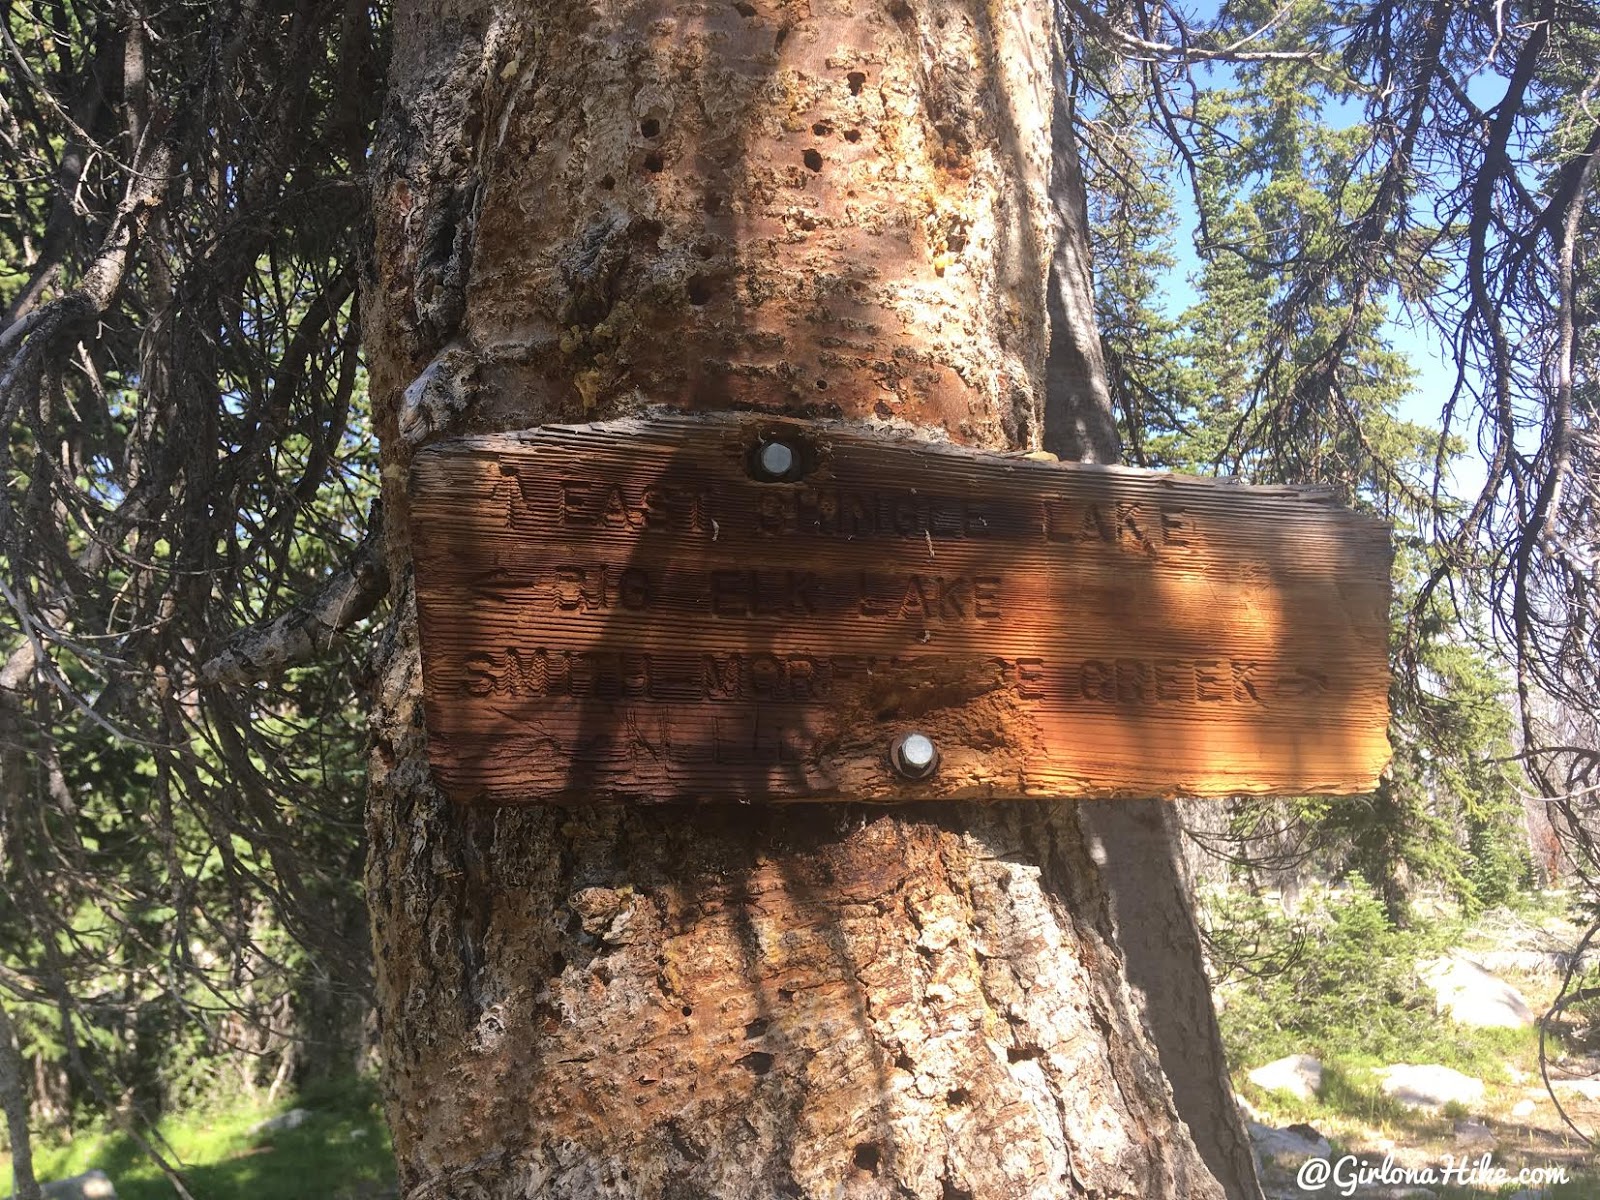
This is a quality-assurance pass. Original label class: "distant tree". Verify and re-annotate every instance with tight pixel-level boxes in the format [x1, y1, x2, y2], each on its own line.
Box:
[1069, 0, 1583, 919]
[0, 1, 383, 1192]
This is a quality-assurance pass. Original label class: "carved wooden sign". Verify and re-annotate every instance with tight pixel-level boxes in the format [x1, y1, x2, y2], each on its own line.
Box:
[410, 414, 1392, 805]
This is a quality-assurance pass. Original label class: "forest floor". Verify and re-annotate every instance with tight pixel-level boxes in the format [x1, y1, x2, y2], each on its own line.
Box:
[3, 1076, 396, 1200]
[6, 900, 1598, 1198]
[1235, 898, 1600, 1197]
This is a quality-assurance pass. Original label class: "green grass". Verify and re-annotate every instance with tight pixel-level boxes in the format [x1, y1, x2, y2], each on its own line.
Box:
[8, 1076, 395, 1200]
[1217, 891, 1600, 1194]
[1238, 1048, 1600, 1197]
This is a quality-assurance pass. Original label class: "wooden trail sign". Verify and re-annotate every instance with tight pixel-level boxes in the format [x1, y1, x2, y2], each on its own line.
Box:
[410, 414, 1392, 805]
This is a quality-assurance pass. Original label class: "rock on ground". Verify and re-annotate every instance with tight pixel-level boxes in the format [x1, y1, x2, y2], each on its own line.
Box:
[1418, 954, 1535, 1028]
[1471, 948, 1578, 975]
[247, 1106, 312, 1136]
[1247, 1053, 1324, 1100]
[1511, 1097, 1538, 1117]
[1551, 1078, 1600, 1099]
[5, 1171, 118, 1200]
[1247, 1120, 1331, 1169]
[1375, 1064, 1486, 1110]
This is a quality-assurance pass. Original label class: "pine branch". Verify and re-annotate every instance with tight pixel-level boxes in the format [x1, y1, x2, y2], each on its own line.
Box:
[201, 508, 389, 686]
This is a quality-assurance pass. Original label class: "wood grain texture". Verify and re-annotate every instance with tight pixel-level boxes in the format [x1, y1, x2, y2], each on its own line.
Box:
[411, 412, 1392, 804]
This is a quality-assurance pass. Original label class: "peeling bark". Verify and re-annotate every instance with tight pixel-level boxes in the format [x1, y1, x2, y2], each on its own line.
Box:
[364, 1, 1228, 1195]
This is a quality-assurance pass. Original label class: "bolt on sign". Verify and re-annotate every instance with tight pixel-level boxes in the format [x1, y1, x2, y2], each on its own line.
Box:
[410, 414, 1393, 805]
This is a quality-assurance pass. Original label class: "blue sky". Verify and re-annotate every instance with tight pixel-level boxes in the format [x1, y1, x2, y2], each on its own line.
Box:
[1149, 201, 1490, 502]
[1136, 64, 1497, 504]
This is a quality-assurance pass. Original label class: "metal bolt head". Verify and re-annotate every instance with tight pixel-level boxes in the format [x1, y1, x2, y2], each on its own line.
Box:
[890, 731, 939, 781]
[755, 440, 797, 480]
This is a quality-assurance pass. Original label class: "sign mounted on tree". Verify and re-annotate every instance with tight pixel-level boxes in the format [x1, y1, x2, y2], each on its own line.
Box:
[410, 414, 1392, 805]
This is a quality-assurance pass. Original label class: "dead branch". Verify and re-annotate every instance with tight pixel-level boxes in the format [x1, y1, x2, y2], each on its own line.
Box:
[200, 508, 389, 686]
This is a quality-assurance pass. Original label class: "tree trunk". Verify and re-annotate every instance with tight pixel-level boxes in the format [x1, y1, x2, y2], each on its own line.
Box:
[0, 997, 42, 1200]
[2, 653, 44, 1200]
[363, 1, 1232, 1195]
[1039, 48, 1262, 1198]
[1082, 804, 1263, 1200]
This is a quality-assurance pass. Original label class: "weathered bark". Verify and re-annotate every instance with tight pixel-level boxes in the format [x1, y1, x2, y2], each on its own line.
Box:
[0, 996, 42, 1200]
[364, 1, 1228, 1196]
[1083, 805, 1264, 1200]
[1, 650, 43, 1200]
[1041, 17, 1116, 467]
[1037, 27, 1262, 1195]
